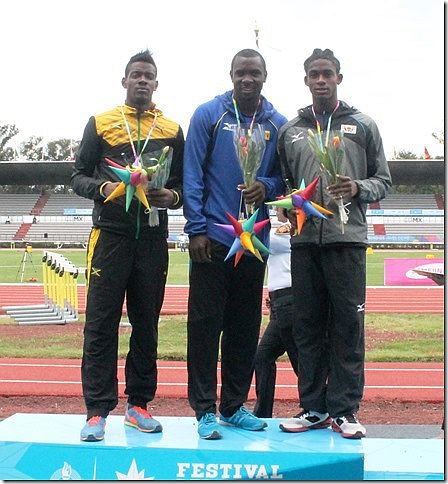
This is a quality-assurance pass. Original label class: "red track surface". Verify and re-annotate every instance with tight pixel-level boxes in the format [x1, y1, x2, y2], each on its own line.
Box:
[0, 358, 443, 402]
[0, 284, 444, 314]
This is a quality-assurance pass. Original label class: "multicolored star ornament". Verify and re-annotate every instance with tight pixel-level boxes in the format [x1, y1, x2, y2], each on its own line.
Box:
[266, 176, 333, 235]
[103, 146, 169, 212]
[103, 158, 149, 211]
[215, 208, 271, 266]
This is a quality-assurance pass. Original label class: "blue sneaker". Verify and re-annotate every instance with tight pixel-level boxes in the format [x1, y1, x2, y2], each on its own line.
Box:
[220, 406, 267, 430]
[198, 413, 222, 440]
[80, 416, 106, 441]
[124, 405, 163, 433]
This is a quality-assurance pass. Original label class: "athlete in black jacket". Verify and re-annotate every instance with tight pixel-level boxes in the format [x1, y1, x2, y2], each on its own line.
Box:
[72, 49, 184, 442]
[278, 48, 391, 439]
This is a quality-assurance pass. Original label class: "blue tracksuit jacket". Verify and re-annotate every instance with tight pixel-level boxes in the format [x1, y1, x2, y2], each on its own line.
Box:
[183, 90, 287, 248]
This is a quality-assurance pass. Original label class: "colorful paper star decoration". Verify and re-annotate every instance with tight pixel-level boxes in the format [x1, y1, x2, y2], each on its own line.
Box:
[266, 176, 333, 235]
[103, 157, 150, 212]
[215, 208, 271, 266]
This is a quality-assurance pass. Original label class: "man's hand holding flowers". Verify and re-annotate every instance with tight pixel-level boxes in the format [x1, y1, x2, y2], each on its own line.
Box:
[147, 187, 178, 208]
[326, 174, 358, 200]
[237, 180, 266, 207]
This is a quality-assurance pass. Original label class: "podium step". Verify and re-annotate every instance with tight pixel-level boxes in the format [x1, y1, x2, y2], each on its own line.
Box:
[0, 413, 364, 480]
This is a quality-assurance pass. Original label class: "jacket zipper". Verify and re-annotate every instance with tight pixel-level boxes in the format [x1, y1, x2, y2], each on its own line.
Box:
[318, 170, 324, 245]
[135, 112, 142, 239]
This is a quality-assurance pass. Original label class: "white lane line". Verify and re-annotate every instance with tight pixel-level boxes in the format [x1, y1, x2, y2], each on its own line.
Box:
[0, 380, 444, 390]
[0, 363, 443, 372]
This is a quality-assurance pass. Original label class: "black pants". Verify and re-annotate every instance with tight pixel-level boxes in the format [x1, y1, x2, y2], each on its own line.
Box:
[82, 228, 168, 419]
[291, 245, 366, 418]
[253, 287, 299, 418]
[187, 241, 266, 419]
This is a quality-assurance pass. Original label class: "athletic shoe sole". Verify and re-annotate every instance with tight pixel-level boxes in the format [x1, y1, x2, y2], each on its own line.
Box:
[80, 434, 104, 442]
[200, 430, 222, 440]
[124, 419, 162, 433]
[219, 420, 267, 431]
[280, 416, 332, 433]
[331, 421, 366, 439]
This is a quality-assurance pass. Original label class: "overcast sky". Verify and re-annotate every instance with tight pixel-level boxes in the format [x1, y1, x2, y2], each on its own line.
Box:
[1, 0, 444, 159]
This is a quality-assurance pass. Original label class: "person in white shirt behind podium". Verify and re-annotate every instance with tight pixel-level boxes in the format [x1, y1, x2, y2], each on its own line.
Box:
[253, 206, 299, 418]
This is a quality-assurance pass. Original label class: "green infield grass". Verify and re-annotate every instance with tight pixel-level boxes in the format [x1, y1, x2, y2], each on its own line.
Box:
[0, 313, 443, 362]
[0, 248, 443, 286]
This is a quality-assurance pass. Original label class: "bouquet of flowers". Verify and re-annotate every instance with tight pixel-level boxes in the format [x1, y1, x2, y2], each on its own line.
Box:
[142, 146, 173, 226]
[233, 123, 266, 216]
[307, 128, 349, 233]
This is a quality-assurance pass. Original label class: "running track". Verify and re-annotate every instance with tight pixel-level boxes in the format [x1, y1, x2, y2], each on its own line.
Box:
[1, 285, 444, 403]
[0, 284, 444, 314]
[0, 359, 443, 402]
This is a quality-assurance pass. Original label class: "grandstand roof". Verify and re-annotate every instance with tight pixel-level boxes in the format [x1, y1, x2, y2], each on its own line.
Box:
[0, 159, 444, 186]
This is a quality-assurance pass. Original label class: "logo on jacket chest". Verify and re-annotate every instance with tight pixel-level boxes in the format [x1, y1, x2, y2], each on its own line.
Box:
[290, 131, 305, 143]
[341, 124, 357, 135]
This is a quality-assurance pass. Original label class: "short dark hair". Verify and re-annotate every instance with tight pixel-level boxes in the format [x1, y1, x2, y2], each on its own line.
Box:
[230, 48, 266, 72]
[125, 49, 157, 77]
[304, 48, 340, 74]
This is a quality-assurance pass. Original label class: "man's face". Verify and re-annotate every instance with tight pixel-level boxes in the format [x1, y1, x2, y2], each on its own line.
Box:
[230, 56, 266, 104]
[122, 61, 158, 109]
[304, 59, 342, 102]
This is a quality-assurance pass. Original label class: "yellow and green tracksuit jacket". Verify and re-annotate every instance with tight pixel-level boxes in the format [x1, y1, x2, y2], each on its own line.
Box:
[71, 104, 184, 239]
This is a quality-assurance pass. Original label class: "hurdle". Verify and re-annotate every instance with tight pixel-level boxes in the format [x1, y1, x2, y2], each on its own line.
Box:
[3, 251, 79, 325]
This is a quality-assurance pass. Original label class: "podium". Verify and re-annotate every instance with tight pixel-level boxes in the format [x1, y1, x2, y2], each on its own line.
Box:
[0, 414, 443, 480]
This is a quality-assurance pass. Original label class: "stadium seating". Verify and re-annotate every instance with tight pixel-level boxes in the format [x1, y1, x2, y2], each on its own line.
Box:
[0, 194, 40, 216]
[0, 222, 22, 240]
[0, 192, 443, 247]
[25, 222, 92, 242]
[376, 193, 440, 210]
[383, 224, 443, 237]
[39, 193, 93, 216]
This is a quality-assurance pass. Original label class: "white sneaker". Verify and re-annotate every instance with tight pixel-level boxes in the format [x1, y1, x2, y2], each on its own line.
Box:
[279, 410, 332, 433]
[331, 414, 366, 439]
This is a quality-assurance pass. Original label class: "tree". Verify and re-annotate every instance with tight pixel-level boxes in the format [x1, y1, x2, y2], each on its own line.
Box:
[18, 136, 45, 161]
[432, 130, 444, 145]
[46, 138, 79, 160]
[431, 131, 445, 160]
[15, 136, 79, 161]
[394, 150, 418, 160]
[0, 123, 19, 161]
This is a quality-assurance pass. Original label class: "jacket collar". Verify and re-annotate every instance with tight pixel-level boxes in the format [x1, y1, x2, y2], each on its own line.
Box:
[298, 100, 357, 121]
[121, 103, 162, 118]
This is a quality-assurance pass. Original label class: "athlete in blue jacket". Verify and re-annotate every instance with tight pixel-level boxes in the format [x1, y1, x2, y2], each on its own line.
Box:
[183, 49, 287, 439]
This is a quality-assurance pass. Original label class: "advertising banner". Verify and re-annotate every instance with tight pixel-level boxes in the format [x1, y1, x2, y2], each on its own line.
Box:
[384, 259, 444, 286]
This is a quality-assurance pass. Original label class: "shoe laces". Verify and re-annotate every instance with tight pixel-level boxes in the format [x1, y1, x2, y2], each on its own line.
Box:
[340, 414, 358, 424]
[238, 407, 252, 416]
[202, 413, 217, 424]
[295, 410, 311, 419]
[130, 406, 152, 418]
[87, 416, 103, 426]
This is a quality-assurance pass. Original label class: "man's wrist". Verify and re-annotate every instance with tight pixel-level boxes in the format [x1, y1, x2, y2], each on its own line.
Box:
[99, 181, 112, 198]
[170, 189, 180, 208]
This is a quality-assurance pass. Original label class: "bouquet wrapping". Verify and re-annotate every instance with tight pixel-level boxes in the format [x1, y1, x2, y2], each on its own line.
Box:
[307, 129, 349, 233]
[142, 146, 173, 226]
[233, 123, 266, 216]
